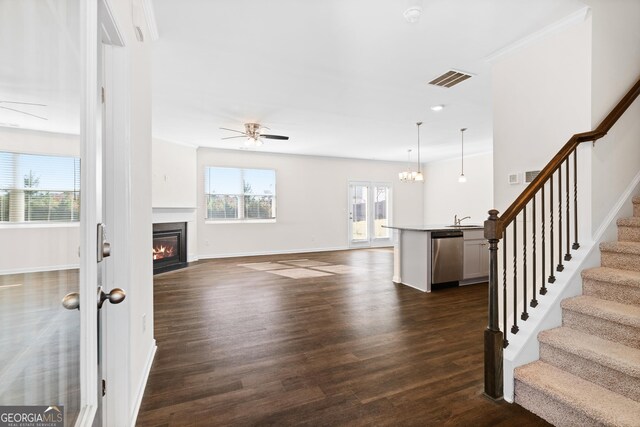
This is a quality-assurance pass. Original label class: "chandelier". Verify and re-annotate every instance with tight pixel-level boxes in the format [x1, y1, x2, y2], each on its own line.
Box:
[398, 122, 424, 182]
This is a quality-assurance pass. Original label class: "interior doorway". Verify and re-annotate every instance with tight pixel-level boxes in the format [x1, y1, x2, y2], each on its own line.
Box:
[348, 181, 392, 248]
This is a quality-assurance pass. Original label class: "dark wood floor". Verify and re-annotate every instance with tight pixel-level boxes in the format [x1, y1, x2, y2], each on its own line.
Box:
[137, 249, 549, 426]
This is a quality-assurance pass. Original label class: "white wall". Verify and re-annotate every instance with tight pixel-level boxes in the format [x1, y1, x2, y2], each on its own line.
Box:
[197, 148, 424, 258]
[152, 138, 197, 208]
[423, 153, 493, 225]
[107, 0, 155, 425]
[492, 18, 592, 213]
[0, 128, 80, 274]
[584, 0, 640, 233]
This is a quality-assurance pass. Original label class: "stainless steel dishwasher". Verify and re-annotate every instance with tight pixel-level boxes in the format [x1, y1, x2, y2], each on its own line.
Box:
[431, 230, 464, 285]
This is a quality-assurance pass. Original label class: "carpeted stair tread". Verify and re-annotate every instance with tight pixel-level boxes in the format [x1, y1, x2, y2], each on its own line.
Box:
[600, 241, 640, 255]
[515, 361, 640, 427]
[561, 295, 640, 328]
[582, 267, 640, 289]
[618, 217, 640, 227]
[538, 327, 640, 378]
[633, 196, 640, 205]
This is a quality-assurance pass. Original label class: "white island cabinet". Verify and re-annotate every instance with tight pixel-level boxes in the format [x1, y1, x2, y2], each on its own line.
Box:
[462, 229, 490, 284]
[385, 225, 488, 292]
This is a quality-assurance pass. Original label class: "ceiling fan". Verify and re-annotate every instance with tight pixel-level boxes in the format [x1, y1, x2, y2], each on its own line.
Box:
[0, 100, 47, 120]
[220, 123, 289, 146]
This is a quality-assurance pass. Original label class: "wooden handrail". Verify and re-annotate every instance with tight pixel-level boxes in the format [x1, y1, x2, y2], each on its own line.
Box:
[497, 75, 640, 229]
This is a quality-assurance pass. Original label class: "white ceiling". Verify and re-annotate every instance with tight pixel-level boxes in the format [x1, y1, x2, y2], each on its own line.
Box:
[151, 0, 588, 162]
[0, 0, 588, 162]
[0, 0, 81, 135]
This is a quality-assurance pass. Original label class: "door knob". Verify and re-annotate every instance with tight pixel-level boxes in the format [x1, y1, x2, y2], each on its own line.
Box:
[98, 287, 126, 309]
[62, 292, 80, 310]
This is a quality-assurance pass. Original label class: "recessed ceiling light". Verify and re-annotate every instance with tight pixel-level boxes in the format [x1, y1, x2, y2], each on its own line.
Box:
[430, 105, 444, 112]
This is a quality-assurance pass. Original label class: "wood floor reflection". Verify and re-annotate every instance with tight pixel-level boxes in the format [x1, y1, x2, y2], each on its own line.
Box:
[0, 270, 80, 427]
[138, 249, 550, 426]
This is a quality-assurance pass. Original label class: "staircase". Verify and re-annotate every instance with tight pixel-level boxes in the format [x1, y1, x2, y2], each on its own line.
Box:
[514, 197, 640, 426]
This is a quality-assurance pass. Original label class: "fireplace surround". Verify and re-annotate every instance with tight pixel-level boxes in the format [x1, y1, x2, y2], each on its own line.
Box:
[152, 222, 187, 274]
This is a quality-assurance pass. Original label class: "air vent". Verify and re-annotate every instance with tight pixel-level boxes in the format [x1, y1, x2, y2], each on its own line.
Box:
[428, 70, 473, 88]
[525, 170, 541, 183]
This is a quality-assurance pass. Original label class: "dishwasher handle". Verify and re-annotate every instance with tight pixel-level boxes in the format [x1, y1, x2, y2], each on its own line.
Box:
[431, 231, 463, 239]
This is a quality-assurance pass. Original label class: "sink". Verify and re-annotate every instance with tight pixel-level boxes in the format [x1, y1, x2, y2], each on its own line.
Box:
[447, 224, 481, 228]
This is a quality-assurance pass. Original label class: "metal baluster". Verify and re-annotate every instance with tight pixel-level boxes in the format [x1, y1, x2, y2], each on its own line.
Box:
[549, 177, 556, 283]
[511, 221, 519, 334]
[503, 232, 508, 348]
[531, 195, 538, 306]
[522, 207, 528, 321]
[541, 186, 548, 294]
[565, 158, 571, 261]
[557, 167, 564, 272]
[573, 149, 580, 250]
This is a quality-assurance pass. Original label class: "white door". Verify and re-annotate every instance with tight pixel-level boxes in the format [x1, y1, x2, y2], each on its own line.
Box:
[0, 1, 125, 426]
[348, 182, 392, 247]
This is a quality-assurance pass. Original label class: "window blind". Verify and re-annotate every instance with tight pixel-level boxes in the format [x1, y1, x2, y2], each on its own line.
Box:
[204, 167, 276, 221]
[0, 151, 80, 223]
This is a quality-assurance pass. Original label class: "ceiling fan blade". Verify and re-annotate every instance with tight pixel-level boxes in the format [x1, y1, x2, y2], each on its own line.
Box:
[0, 106, 48, 120]
[260, 134, 289, 140]
[221, 135, 248, 140]
[0, 101, 47, 107]
[219, 127, 246, 135]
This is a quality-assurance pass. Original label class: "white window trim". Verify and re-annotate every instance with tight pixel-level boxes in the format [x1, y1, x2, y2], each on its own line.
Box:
[204, 218, 276, 225]
[204, 166, 277, 222]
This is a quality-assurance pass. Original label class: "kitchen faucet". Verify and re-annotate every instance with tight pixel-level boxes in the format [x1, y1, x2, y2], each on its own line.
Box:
[454, 215, 471, 226]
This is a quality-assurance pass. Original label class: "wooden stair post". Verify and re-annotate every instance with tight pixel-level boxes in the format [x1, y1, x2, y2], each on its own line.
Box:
[484, 209, 503, 400]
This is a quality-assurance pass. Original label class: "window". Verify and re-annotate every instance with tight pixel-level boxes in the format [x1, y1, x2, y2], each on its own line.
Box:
[0, 152, 80, 223]
[205, 167, 276, 221]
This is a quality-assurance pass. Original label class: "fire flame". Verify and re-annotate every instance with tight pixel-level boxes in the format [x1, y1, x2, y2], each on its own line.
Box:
[153, 244, 175, 260]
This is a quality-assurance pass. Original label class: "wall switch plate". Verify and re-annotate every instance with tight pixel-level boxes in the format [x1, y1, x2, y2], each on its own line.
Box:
[508, 173, 520, 185]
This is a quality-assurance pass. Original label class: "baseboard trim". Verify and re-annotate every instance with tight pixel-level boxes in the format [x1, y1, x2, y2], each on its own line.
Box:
[593, 168, 640, 240]
[0, 263, 79, 275]
[129, 341, 157, 427]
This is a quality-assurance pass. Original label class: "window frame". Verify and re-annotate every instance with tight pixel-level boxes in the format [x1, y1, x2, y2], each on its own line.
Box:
[0, 151, 81, 227]
[204, 166, 277, 224]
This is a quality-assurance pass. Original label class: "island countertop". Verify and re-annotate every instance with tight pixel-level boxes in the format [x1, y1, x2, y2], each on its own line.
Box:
[383, 224, 484, 232]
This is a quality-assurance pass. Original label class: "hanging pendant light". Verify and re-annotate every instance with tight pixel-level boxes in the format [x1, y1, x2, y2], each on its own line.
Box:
[415, 122, 424, 181]
[458, 127, 467, 183]
[398, 122, 424, 182]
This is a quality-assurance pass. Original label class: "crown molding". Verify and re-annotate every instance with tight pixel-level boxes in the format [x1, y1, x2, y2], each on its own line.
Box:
[484, 6, 591, 64]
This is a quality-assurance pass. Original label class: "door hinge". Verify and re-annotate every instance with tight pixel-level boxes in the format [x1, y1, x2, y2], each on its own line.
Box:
[102, 379, 106, 396]
[101, 87, 105, 104]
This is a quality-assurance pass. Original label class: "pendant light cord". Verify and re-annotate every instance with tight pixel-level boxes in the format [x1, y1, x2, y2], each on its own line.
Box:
[416, 122, 422, 173]
[460, 128, 467, 175]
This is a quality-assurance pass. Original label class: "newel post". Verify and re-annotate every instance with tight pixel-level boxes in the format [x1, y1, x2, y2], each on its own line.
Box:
[484, 209, 503, 400]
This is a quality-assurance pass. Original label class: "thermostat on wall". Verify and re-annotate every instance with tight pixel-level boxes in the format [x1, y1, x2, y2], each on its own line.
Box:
[508, 173, 520, 185]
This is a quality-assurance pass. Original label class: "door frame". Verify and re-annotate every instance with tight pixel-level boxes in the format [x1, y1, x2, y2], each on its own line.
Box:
[76, 1, 130, 426]
[100, 21, 132, 427]
[348, 181, 393, 248]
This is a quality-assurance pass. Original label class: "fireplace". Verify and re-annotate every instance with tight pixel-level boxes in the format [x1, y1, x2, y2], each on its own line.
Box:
[152, 222, 187, 274]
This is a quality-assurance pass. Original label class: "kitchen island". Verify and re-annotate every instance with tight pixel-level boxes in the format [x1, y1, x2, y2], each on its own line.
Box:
[384, 224, 488, 292]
